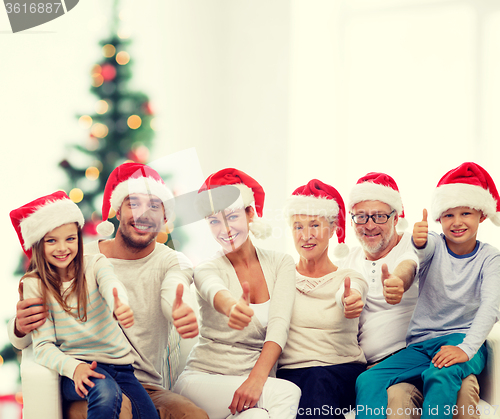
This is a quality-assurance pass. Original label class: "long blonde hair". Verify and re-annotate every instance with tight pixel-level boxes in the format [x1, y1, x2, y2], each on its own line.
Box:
[20, 224, 88, 322]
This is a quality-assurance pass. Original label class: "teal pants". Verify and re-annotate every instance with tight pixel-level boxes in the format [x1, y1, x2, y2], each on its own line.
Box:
[355, 334, 487, 419]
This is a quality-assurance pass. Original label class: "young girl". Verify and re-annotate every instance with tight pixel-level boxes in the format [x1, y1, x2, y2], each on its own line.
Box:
[10, 191, 158, 419]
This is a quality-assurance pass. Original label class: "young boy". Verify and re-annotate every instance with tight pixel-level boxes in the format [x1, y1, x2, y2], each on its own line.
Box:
[355, 162, 500, 419]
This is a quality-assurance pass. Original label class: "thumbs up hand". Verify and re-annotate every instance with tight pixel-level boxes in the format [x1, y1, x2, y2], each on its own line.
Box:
[343, 277, 364, 319]
[382, 264, 404, 305]
[113, 287, 134, 328]
[413, 209, 429, 249]
[172, 283, 199, 339]
[228, 282, 254, 330]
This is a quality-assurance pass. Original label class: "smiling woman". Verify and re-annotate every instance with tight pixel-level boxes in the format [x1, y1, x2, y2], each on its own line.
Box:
[277, 179, 368, 416]
[173, 168, 301, 419]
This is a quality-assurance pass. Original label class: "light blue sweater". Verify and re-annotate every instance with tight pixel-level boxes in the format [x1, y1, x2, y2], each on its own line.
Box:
[407, 231, 500, 359]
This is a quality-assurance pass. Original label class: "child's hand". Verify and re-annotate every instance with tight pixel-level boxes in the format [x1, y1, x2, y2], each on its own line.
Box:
[228, 281, 254, 330]
[172, 283, 199, 339]
[113, 288, 134, 328]
[73, 361, 106, 398]
[413, 209, 429, 248]
[343, 277, 364, 318]
[381, 264, 404, 305]
[432, 345, 469, 368]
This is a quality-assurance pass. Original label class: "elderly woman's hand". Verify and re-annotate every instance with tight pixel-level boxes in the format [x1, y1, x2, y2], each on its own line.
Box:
[343, 277, 364, 319]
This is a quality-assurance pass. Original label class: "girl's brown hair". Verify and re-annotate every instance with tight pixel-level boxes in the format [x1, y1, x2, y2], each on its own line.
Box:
[20, 224, 88, 322]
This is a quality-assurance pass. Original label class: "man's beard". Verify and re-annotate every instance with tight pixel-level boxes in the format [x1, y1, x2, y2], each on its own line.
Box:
[357, 225, 395, 256]
[119, 220, 158, 251]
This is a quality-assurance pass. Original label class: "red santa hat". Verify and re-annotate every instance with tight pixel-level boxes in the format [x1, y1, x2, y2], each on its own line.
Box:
[348, 172, 408, 231]
[431, 162, 500, 225]
[198, 168, 271, 239]
[96, 162, 174, 236]
[10, 191, 85, 259]
[284, 179, 349, 258]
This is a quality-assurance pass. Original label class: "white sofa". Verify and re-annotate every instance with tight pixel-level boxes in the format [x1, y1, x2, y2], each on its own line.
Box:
[20, 323, 500, 418]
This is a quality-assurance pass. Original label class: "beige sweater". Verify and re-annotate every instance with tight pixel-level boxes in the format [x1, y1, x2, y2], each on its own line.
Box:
[279, 268, 368, 369]
[186, 247, 296, 377]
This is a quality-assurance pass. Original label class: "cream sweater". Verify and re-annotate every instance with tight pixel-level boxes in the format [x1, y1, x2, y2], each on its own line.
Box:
[186, 247, 296, 377]
[279, 268, 368, 369]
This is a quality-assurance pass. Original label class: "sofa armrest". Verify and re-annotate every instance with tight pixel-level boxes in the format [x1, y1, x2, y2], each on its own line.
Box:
[478, 322, 500, 408]
[21, 344, 62, 419]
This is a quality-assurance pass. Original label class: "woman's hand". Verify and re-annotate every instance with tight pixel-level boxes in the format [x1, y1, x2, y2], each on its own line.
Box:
[229, 375, 265, 414]
[343, 277, 364, 318]
[228, 282, 254, 330]
[73, 361, 106, 398]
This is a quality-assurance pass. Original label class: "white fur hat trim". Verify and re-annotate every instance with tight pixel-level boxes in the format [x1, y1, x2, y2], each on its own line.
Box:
[20, 199, 85, 250]
[348, 182, 403, 215]
[111, 177, 174, 219]
[431, 183, 500, 225]
[283, 195, 339, 220]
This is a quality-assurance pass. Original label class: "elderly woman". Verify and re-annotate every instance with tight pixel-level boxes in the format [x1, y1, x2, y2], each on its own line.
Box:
[173, 168, 301, 419]
[277, 179, 368, 418]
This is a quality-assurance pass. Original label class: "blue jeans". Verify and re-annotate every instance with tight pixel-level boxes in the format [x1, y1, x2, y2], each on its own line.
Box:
[355, 333, 487, 419]
[61, 362, 159, 419]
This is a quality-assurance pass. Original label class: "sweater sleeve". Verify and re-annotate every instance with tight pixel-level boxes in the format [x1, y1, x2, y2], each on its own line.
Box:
[264, 253, 296, 350]
[458, 251, 500, 359]
[411, 231, 437, 265]
[335, 268, 368, 308]
[23, 276, 83, 380]
[92, 254, 129, 311]
[160, 251, 195, 322]
[7, 316, 32, 350]
[193, 258, 228, 309]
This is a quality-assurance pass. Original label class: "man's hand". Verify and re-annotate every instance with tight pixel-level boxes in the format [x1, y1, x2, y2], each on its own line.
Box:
[73, 361, 106, 398]
[413, 209, 429, 249]
[382, 264, 404, 305]
[343, 277, 363, 319]
[14, 281, 48, 337]
[172, 284, 199, 339]
[432, 345, 469, 369]
[113, 288, 134, 328]
[228, 282, 254, 330]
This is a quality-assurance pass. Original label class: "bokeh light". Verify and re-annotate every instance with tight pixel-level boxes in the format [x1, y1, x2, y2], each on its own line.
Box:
[79, 115, 93, 129]
[102, 44, 116, 58]
[91, 123, 109, 138]
[116, 51, 130, 65]
[127, 115, 142, 129]
[69, 188, 84, 203]
[95, 100, 109, 114]
[85, 166, 100, 181]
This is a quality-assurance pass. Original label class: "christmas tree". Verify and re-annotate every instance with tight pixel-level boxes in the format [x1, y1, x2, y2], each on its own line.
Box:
[59, 10, 160, 241]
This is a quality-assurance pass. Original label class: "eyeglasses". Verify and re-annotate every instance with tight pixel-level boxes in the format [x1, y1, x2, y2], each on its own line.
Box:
[351, 210, 396, 225]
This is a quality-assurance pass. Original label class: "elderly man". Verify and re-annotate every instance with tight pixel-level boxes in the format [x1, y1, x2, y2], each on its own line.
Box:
[340, 172, 479, 419]
[9, 162, 208, 419]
